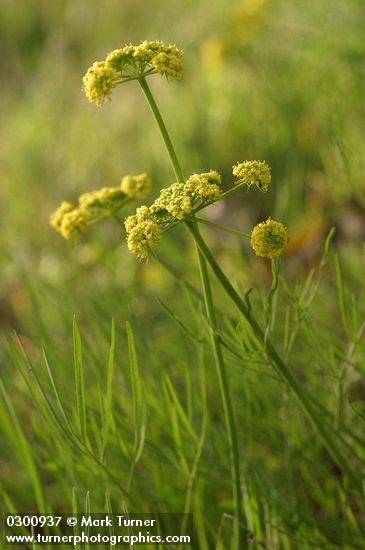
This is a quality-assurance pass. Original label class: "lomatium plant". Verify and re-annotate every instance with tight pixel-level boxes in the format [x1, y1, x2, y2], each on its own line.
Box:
[50, 40, 360, 548]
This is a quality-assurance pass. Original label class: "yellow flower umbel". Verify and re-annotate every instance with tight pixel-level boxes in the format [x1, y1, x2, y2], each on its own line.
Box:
[83, 41, 184, 106]
[125, 219, 161, 259]
[50, 202, 92, 240]
[121, 173, 151, 200]
[50, 173, 152, 240]
[82, 62, 121, 106]
[125, 206, 160, 258]
[251, 218, 289, 258]
[233, 160, 271, 191]
[59, 208, 92, 240]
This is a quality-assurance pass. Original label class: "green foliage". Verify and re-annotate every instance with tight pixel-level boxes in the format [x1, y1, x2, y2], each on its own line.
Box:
[1, 238, 365, 547]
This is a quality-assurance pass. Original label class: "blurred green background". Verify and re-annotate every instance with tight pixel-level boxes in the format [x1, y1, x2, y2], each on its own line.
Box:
[1, 1, 365, 545]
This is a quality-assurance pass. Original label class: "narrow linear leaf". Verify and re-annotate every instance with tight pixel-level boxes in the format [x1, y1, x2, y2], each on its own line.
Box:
[72, 488, 81, 550]
[73, 316, 88, 445]
[164, 375, 198, 442]
[156, 296, 202, 342]
[101, 318, 116, 461]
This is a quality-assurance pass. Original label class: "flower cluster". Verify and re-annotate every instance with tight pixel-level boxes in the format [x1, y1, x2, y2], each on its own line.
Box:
[124, 170, 222, 258]
[232, 160, 271, 191]
[150, 51, 183, 81]
[251, 218, 289, 258]
[82, 62, 120, 106]
[121, 173, 151, 200]
[50, 174, 150, 240]
[185, 171, 221, 198]
[152, 183, 192, 220]
[124, 205, 161, 259]
[49, 202, 92, 240]
[83, 41, 183, 106]
[78, 186, 127, 210]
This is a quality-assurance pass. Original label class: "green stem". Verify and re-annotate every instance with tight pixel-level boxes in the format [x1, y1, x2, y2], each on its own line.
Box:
[195, 217, 250, 239]
[138, 78, 246, 544]
[138, 77, 184, 183]
[195, 226, 246, 548]
[115, 68, 158, 85]
[187, 220, 361, 492]
[219, 181, 245, 200]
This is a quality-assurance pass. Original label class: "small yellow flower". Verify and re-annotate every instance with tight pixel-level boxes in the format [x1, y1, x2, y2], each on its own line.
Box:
[233, 160, 271, 191]
[126, 220, 161, 259]
[251, 218, 289, 258]
[82, 61, 120, 106]
[121, 173, 151, 200]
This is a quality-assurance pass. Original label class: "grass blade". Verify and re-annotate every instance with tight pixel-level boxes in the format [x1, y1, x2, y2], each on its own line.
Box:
[73, 316, 88, 446]
[101, 318, 116, 462]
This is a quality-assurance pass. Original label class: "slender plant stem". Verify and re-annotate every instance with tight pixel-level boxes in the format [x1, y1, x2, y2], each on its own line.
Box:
[115, 69, 158, 85]
[195, 225, 246, 548]
[186, 221, 361, 492]
[218, 181, 245, 200]
[195, 217, 250, 239]
[139, 78, 247, 545]
[138, 77, 184, 183]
